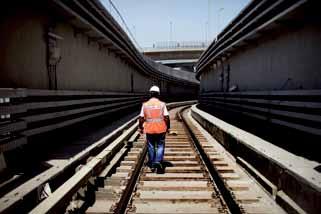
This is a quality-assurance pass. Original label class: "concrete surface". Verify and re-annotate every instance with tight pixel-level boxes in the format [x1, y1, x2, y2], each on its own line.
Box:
[191, 104, 321, 214]
[186, 109, 286, 214]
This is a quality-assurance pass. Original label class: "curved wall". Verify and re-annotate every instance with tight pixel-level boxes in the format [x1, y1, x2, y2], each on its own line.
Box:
[0, 2, 198, 96]
[200, 23, 321, 93]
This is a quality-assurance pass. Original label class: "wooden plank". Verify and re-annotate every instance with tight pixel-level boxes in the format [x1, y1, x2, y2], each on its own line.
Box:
[138, 190, 213, 200]
[134, 201, 220, 214]
[140, 181, 208, 189]
[143, 173, 205, 180]
[85, 200, 115, 214]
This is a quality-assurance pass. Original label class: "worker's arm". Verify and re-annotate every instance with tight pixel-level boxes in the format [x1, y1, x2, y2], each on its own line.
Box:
[164, 115, 170, 132]
[163, 104, 170, 132]
[138, 104, 145, 133]
[139, 116, 144, 132]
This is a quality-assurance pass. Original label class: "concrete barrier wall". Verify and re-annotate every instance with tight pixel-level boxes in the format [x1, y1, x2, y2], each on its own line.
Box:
[56, 22, 141, 92]
[191, 105, 321, 214]
[133, 71, 154, 93]
[0, 6, 48, 89]
[197, 2, 321, 163]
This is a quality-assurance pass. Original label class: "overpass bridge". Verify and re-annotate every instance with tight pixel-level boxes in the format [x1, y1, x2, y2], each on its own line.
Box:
[0, 0, 320, 214]
[143, 41, 209, 72]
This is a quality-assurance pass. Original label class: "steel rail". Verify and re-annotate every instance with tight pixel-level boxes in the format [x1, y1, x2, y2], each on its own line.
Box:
[112, 136, 147, 214]
[124, 105, 229, 214]
[180, 108, 242, 214]
[0, 115, 138, 213]
[8, 101, 196, 213]
[29, 123, 138, 214]
[27, 102, 287, 213]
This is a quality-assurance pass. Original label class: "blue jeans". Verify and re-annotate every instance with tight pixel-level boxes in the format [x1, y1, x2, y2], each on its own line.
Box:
[146, 133, 166, 166]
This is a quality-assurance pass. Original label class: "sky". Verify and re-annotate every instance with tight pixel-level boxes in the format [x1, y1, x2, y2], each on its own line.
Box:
[100, 0, 251, 49]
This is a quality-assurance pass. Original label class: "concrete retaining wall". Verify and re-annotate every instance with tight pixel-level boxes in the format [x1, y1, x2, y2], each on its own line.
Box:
[0, 5, 153, 92]
[0, 6, 48, 89]
[0, 3, 198, 95]
[200, 23, 321, 93]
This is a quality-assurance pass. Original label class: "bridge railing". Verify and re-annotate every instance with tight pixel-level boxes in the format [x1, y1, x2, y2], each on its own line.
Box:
[143, 41, 211, 51]
[143, 56, 199, 83]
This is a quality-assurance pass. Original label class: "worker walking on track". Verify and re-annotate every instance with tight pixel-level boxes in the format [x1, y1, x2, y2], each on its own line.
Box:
[139, 86, 170, 174]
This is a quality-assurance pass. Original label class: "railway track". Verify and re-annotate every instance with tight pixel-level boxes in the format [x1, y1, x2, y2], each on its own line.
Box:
[125, 107, 228, 214]
[29, 105, 285, 213]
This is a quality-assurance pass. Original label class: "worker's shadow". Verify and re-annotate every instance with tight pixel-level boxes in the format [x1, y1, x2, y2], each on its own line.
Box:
[162, 160, 174, 169]
[162, 131, 177, 170]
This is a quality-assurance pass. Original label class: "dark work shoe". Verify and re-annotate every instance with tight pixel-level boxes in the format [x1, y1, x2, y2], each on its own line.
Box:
[161, 160, 173, 167]
[150, 167, 156, 173]
[156, 167, 165, 174]
[154, 163, 165, 174]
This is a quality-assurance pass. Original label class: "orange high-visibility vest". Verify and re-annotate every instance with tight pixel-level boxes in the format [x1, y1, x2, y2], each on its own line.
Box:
[143, 98, 167, 134]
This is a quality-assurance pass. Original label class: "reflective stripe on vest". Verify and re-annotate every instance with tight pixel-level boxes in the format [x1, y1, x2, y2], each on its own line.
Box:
[145, 118, 163, 123]
[143, 99, 167, 134]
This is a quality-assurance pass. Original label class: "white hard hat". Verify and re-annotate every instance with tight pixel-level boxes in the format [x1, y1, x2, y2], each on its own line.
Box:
[149, 85, 160, 93]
